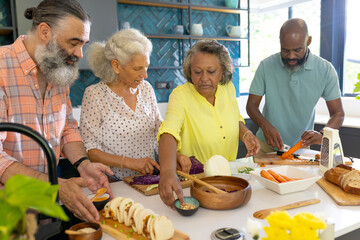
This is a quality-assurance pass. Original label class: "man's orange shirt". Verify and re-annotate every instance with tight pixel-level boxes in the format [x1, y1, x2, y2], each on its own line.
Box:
[0, 36, 82, 177]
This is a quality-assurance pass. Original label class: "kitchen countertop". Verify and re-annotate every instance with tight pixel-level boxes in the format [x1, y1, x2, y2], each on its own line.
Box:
[96, 156, 360, 240]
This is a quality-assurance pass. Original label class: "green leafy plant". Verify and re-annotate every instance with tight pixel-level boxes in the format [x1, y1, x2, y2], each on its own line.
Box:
[354, 73, 360, 100]
[0, 175, 69, 240]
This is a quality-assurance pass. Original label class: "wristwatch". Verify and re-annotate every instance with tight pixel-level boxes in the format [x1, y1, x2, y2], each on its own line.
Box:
[73, 156, 89, 170]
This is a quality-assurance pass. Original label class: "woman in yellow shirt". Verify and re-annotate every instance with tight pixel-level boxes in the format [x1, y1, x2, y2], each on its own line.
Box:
[157, 40, 260, 208]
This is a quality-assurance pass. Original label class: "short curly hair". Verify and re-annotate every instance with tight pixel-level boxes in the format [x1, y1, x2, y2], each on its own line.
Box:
[87, 28, 152, 83]
[183, 40, 233, 85]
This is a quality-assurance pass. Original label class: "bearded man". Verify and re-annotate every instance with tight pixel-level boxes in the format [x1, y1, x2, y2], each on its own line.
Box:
[0, 0, 114, 223]
[246, 18, 344, 153]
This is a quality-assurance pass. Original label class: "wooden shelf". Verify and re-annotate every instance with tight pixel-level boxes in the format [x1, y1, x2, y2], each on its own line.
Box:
[0, 27, 14, 35]
[118, 0, 246, 14]
[146, 34, 245, 41]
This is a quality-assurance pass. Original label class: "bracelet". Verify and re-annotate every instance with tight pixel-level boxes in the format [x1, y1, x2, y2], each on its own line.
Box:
[242, 130, 252, 141]
[120, 155, 126, 168]
[73, 156, 89, 170]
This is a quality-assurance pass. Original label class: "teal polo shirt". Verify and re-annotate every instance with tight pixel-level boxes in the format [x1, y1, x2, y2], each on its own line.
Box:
[249, 51, 341, 148]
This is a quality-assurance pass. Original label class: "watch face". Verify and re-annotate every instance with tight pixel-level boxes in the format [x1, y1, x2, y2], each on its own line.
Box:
[213, 228, 242, 240]
[320, 137, 329, 168]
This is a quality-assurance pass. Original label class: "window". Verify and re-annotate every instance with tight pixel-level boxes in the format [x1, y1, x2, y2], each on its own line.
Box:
[344, 0, 360, 95]
[239, 0, 321, 94]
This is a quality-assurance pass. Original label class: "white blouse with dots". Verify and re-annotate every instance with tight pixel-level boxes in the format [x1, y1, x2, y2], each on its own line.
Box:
[80, 80, 163, 179]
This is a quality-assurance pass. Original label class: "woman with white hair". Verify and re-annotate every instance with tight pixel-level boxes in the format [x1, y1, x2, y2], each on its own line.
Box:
[80, 28, 161, 180]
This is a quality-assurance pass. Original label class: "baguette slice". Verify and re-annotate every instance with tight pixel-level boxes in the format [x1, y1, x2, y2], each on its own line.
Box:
[340, 170, 358, 189]
[343, 172, 360, 194]
[324, 166, 351, 186]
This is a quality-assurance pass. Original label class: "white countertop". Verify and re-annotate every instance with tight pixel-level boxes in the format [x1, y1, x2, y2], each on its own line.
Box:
[95, 156, 360, 240]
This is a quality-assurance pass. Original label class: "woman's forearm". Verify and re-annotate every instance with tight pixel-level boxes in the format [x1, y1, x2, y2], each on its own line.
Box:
[158, 133, 178, 172]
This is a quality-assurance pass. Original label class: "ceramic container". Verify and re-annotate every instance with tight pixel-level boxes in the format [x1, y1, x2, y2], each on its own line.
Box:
[173, 25, 184, 35]
[226, 25, 241, 37]
[225, 0, 239, 8]
[174, 196, 200, 216]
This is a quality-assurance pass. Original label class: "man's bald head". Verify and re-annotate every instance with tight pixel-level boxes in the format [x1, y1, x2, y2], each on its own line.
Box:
[280, 18, 309, 45]
[279, 18, 312, 71]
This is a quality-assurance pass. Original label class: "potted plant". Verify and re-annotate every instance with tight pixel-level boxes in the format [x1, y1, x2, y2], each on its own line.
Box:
[354, 73, 360, 100]
[0, 175, 68, 240]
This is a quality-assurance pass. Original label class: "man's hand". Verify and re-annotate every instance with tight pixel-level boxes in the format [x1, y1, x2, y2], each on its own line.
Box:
[301, 130, 322, 147]
[125, 157, 160, 175]
[243, 132, 260, 157]
[77, 160, 114, 198]
[262, 123, 284, 150]
[158, 169, 184, 209]
[58, 177, 100, 222]
[176, 153, 191, 173]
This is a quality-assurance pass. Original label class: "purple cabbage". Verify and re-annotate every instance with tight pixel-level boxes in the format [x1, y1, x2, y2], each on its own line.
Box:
[130, 175, 160, 185]
[130, 156, 203, 185]
[189, 156, 204, 174]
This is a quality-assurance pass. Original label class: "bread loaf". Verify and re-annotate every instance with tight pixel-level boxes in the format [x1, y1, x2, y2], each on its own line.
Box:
[324, 164, 360, 195]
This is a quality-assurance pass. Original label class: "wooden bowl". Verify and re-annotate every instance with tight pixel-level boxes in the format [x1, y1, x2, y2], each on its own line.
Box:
[68, 222, 102, 240]
[190, 176, 251, 210]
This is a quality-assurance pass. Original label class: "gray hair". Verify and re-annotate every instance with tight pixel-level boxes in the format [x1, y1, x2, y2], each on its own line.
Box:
[183, 40, 233, 85]
[24, 0, 90, 32]
[87, 28, 153, 83]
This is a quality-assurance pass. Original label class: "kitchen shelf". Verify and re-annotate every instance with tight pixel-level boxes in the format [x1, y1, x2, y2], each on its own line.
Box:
[0, 26, 13, 35]
[118, 0, 250, 100]
[117, 0, 247, 13]
[146, 34, 245, 41]
[0, 0, 18, 42]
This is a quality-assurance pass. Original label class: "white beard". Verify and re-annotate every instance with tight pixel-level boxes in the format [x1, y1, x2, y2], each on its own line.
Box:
[34, 39, 80, 87]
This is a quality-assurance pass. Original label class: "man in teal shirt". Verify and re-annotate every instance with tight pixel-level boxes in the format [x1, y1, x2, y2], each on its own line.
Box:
[246, 18, 344, 152]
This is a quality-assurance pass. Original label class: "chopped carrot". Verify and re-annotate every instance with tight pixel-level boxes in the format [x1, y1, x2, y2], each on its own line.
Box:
[267, 169, 287, 183]
[260, 170, 279, 183]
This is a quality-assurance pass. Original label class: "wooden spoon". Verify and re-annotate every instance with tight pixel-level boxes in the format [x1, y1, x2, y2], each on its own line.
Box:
[253, 198, 320, 219]
[90, 187, 107, 201]
[176, 170, 226, 194]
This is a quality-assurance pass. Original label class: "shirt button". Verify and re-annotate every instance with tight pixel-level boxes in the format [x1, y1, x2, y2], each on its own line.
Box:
[24, 70, 28, 73]
[35, 84, 38, 88]
[223, 136, 226, 139]
[220, 126, 223, 128]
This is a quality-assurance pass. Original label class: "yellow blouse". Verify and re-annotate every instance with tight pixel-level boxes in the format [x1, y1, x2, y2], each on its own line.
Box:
[157, 82, 244, 164]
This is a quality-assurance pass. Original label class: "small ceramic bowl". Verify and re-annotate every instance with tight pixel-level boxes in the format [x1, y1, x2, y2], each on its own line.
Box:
[87, 192, 110, 211]
[68, 222, 102, 240]
[174, 196, 200, 216]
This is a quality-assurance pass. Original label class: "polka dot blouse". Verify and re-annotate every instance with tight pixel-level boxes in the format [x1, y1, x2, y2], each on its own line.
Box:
[80, 80, 162, 179]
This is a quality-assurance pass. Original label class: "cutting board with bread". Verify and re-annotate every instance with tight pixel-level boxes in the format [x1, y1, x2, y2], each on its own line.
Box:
[99, 195, 189, 240]
[254, 154, 319, 165]
[317, 164, 360, 205]
[123, 173, 205, 196]
[100, 212, 189, 240]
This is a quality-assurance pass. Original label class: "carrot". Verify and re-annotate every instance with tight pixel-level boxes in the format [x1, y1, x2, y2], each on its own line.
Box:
[279, 173, 295, 181]
[267, 169, 288, 183]
[260, 170, 279, 183]
[282, 140, 303, 159]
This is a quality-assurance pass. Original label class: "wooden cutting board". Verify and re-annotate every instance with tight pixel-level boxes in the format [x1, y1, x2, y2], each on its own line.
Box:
[254, 154, 319, 165]
[317, 177, 360, 205]
[123, 173, 205, 196]
[99, 210, 189, 240]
